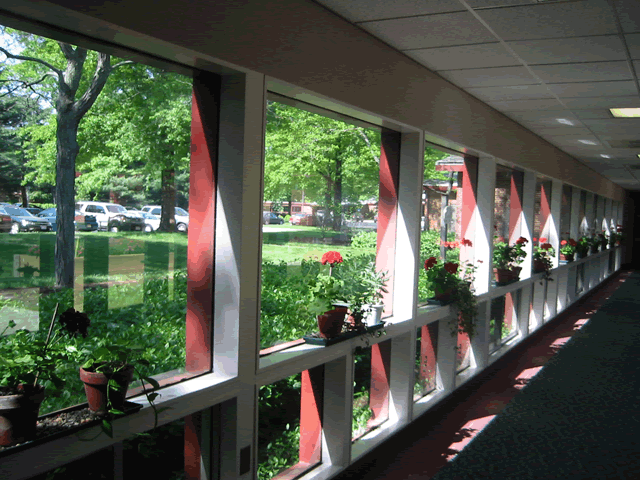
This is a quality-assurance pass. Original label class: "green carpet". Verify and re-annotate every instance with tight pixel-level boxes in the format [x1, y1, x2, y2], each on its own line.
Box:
[432, 273, 640, 480]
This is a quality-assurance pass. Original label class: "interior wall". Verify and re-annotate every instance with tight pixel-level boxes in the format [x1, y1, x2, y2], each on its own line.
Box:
[0, 0, 627, 202]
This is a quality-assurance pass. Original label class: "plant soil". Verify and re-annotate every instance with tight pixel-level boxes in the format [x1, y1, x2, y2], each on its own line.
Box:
[0, 407, 102, 453]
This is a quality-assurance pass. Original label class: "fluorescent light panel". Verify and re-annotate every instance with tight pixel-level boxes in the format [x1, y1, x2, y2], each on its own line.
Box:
[610, 108, 640, 118]
[556, 118, 574, 126]
[578, 140, 597, 145]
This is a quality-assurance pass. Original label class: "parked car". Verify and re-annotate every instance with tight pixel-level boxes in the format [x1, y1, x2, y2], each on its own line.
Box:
[289, 213, 315, 226]
[263, 212, 284, 225]
[141, 205, 189, 232]
[140, 211, 160, 232]
[76, 201, 145, 232]
[0, 206, 52, 233]
[0, 212, 11, 233]
[37, 208, 99, 232]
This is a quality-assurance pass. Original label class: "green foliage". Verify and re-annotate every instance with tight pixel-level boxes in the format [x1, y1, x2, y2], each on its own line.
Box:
[265, 101, 381, 230]
[350, 230, 377, 250]
[258, 374, 301, 480]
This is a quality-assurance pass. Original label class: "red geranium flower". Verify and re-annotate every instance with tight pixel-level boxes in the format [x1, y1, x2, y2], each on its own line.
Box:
[569, 239, 577, 247]
[541, 243, 553, 250]
[321, 251, 343, 266]
[533, 237, 538, 242]
[561, 240, 567, 246]
[539, 237, 548, 243]
[424, 257, 437, 270]
[516, 237, 528, 245]
[444, 262, 458, 275]
[462, 238, 473, 247]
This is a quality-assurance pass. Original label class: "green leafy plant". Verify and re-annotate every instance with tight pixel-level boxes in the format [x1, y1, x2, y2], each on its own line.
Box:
[560, 238, 577, 257]
[334, 254, 388, 325]
[576, 236, 592, 257]
[0, 303, 86, 396]
[493, 236, 528, 270]
[423, 257, 479, 338]
[81, 341, 163, 437]
[306, 251, 345, 317]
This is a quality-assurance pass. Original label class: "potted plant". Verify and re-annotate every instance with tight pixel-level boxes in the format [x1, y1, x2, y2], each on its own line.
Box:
[560, 238, 577, 262]
[0, 304, 86, 446]
[69, 307, 163, 438]
[334, 255, 389, 327]
[307, 251, 347, 339]
[576, 236, 591, 258]
[533, 240, 554, 274]
[492, 236, 528, 285]
[596, 232, 607, 251]
[423, 257, 479, 338]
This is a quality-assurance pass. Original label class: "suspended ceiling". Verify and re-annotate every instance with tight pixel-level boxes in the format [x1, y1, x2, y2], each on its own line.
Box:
[315, 0, 640, 190]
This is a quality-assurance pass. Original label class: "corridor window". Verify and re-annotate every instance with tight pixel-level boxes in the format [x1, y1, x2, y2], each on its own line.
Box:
[0, 24, 199, 416]
[260, 99, 384, 349]
[417, 149, 470, 303]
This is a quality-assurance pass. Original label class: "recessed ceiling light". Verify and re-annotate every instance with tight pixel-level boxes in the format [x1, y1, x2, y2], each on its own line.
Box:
[610, 108, 640, 118]
[601, 154, 611, 158]
[556, 118, 574, 126]
[578, 140, 597, 145]
[637, 154, 640, 159]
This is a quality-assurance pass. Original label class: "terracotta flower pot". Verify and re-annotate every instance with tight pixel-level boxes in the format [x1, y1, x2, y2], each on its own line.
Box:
[494, 268, 517, 285]
[533, 259, 547, 273]
[317, 307, 347, 339]
[80, 364, 134, 414]
[560, 253, 574, 262]
[433, 289, 455, 305]
[0, 384, 45, 446]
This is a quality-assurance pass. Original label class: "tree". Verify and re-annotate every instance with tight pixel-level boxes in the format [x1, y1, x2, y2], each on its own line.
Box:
[0, 93, 46, 202]
[265, 101, 381, 230]
[0, 27, 132, 287]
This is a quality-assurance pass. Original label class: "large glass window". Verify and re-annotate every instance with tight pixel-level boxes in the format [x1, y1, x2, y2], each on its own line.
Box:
[260, 99, 384, 349]
[417, 149, 472, 303]
[0, 24, 199, 418]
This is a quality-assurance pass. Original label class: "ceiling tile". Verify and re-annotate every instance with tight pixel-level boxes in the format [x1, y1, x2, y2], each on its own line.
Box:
[406, 43, 520, 70]
[359, 12, 495, 50]
[616, 0, 640, 34]
[625, 34, 640, 59]
[563, 95, 640, 109]
[507, 36, 626, 64]
[439, 66, 538, 87]
[531, 61, 632, 83]
[488, 98, 564, 110]
[466, 84, 552, 101]
[477, 0, 617, 41]
[467, 0, 536, 7]
[582, 119, 640, 129]
[547, 81, 638, 98]
[316, 0, 465, 23]
[505, 110, 579, 122]
[572, 109, 616, 120]
[533, 127, 594, 136]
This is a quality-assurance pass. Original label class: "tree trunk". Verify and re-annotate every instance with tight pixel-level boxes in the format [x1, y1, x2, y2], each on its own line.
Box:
[160, 167, 176, 232]
[55, 112, 79, 288]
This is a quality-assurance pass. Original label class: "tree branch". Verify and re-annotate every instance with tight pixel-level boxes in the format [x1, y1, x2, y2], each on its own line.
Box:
[73, 52, 113, 119]
[0, 46, 63, 80]
[112, 60, 134, 69]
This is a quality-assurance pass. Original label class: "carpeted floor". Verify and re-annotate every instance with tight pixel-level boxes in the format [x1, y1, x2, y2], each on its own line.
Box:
[432, 272, 640, 479]
[332, 270, 636, 480]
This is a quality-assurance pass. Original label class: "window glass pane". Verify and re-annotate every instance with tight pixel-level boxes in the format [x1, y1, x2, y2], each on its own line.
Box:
[414, 323, 439, 401]
[418, 149, 470, 303]
[260, 100, 383, 349]
[0, 24, 196, 417]
[560, 185, 572, 242]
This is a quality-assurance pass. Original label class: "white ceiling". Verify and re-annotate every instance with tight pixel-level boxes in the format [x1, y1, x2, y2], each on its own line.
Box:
[314, 0, 640, 189]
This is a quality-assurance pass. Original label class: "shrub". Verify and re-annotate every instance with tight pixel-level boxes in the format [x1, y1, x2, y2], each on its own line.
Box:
[350, 230, 377, 250]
